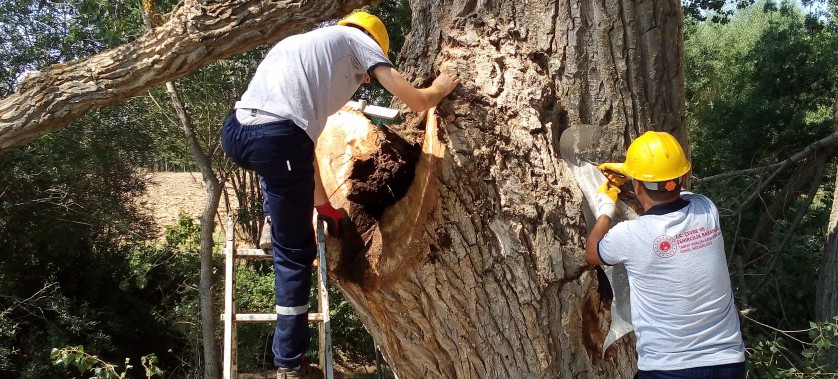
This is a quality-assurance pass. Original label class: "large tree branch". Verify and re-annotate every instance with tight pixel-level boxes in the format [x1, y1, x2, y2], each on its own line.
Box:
[733, 131, 838, 215]
[0, 0, 372, 154]
[694, 131, 838, 185]
[748, 157, 826, 296]
[741, 157, 823, 265]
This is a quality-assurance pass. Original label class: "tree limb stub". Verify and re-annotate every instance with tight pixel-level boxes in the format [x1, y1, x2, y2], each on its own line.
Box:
[0, 0, 372, 154]
[317, 108, 440, 290]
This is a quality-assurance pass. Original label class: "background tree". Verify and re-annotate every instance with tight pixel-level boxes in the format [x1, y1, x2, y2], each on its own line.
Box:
[0, 99, 208, 377]
[139, 2, 229, 375]
[812, 0, 838, 367]
[0, 2, 185, 376]
[686, 0, 838, 373]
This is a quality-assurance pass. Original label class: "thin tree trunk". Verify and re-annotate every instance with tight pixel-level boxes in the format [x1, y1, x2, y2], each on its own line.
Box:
[141, 2, 223, 377]
[317, 1, 686, 377]
[166, 81, 224, 379]
[817, 96, 838, 365]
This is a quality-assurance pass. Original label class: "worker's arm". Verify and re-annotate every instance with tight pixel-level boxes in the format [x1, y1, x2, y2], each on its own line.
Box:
[313, 153, 328, 206]
[373, 66, 459, 112]
[313, 153, 344, 236]
[585, 216, 611, 266]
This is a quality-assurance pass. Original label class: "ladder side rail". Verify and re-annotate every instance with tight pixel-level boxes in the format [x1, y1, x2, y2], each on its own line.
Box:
[316, 220, 334, 379]
[223, 212, 332, 378]
[223, 215, 237, 379]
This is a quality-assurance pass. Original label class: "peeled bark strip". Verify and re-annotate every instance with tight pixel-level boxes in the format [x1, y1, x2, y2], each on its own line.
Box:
[320, 1, 686, 377]
[0, 0, 372, 153]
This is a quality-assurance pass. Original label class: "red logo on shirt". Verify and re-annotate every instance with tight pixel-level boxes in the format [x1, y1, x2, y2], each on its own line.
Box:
[653, 235, 678, 258]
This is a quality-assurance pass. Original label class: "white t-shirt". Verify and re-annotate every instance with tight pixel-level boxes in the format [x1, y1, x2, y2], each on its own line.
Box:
[598, 192, 745, 371]
[235, 25, 392, 142]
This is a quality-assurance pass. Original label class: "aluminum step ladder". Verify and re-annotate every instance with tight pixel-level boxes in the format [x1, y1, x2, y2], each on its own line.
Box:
[221, 215, 334, 379]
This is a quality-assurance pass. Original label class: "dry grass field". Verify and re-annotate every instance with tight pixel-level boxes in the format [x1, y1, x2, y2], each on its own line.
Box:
[141, 172, 208, 230]
[140, 172, 242, 239]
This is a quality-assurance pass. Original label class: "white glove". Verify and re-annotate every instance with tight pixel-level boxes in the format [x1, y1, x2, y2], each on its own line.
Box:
[595, 181, 619, 219]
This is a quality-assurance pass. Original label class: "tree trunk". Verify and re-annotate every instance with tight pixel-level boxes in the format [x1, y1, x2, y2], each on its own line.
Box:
[165, 81, 225, 379]
[318, 1, 686, 377]
[816, 96, 838, 365]
[0, 0, 371, 154]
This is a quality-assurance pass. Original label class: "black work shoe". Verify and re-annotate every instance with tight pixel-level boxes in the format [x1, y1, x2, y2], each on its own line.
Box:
[259, 216, 272, 250]
[276, 361, 324, 379]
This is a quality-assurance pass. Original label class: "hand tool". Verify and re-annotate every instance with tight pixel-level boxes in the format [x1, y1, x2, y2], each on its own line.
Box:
[345, 100, 399, 119]
[558, 124, 635, 356]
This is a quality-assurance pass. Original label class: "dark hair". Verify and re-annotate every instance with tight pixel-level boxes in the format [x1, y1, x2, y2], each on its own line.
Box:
[346, 24, 373, 38]
[638, 180, 682, 201]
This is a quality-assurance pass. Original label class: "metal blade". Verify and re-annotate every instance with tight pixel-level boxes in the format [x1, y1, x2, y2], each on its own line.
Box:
[345, 100, 399, 120]
[558, 124, 602, 167]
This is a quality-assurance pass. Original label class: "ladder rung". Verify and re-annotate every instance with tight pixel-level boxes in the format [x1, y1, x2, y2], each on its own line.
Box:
[224, 248, 272, 259]
[221, 313, 325, 323]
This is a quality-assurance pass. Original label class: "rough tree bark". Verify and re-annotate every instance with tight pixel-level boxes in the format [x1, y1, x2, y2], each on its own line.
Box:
[0, 0, 371, 154]
[317, 0, 687, 377]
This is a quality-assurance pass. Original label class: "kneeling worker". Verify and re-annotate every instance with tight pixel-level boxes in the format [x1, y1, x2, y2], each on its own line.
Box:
[585, 131, 746, 378]
[221, 11, 459, 379]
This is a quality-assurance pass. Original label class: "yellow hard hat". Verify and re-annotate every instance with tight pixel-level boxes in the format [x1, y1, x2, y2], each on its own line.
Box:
[338, 11, 390, 57]
[622, 131, 691, 185]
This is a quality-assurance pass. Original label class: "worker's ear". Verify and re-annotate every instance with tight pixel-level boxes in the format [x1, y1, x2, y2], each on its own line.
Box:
[632, 179, 644, 196]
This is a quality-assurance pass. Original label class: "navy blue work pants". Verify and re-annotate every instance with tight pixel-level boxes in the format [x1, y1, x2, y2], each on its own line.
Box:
[635, 362, 746, 379]
[221, 114, 316, 369]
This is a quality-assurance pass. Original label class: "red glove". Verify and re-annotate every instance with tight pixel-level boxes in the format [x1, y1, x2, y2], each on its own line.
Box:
[315, 202, 344, 237]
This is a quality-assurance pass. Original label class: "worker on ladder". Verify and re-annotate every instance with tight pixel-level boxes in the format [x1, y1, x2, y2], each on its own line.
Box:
[585, 132, 746, 378]
[220, 11, 459, 379]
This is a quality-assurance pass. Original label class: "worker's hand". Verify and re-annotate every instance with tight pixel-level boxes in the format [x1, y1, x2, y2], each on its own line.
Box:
[315, 202, 345, 237]
[595, 181, 620, 219]
[598, 162, 628, 187]
[431, 72, 460, 97]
